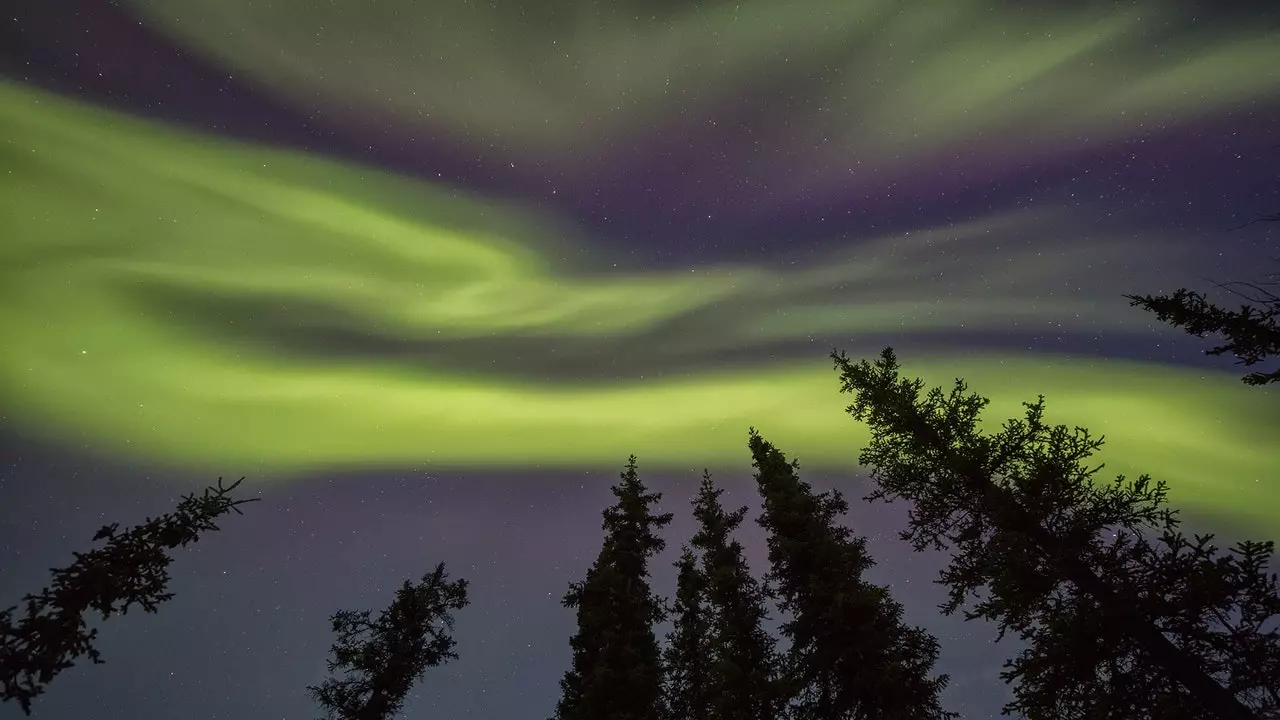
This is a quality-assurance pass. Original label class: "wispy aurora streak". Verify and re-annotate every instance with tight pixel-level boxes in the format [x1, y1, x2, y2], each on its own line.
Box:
[0, 81, 1277, 532]
[122, 0, 1280, 178]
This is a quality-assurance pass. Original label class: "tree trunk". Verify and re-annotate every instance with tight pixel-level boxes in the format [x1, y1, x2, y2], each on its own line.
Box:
[974, 477, 1257, 720]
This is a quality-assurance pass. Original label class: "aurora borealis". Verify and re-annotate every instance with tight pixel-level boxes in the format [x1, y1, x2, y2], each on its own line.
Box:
[1, 1, 1278, 718]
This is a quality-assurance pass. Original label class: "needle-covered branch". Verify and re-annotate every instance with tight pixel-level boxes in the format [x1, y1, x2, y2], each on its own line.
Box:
[308, 562, 469, 720]
[831, 347, 1279, 719]
[1125, 265, 1280, 386]
[0, 477, 258, 715]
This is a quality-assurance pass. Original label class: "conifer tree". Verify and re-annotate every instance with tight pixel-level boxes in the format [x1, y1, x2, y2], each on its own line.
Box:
[0, 477, 257, 715]
[663, 547, 713, 720]
[689, 471, 782, 720]
[1125, 254, 1279, 386]
[553, 456, 674, 720]
[832, 346, 1280, 719]
[748, 430, 954, 720]
[308, 562, 468, 720]
[1125, 286, 1279, 386]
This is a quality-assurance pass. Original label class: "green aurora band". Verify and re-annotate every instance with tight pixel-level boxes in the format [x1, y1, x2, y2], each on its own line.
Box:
[0, 82, 1277, 532]
[122, 0, 1280, 177]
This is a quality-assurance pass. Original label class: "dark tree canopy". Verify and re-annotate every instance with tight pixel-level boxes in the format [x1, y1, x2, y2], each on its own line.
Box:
[687, 471, 782, 720]
[662, 547, 714, 720]
[308, 562, 469, 720]
[1125, 261, 1280, 386]
[832, 346, 1280, 720]
[748, 429, 955, 720]
[553, 455, 673, 720]
[0, 477, 257, 715]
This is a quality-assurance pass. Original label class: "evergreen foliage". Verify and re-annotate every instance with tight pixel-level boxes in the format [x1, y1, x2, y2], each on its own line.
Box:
[553, 456, 674, 720]
[308, 562, 469, 720]
[0, 477, 257, 715]
[832, 346, 1280, 719]
[748, 429, 955, 720]
[687, 470, 782, 720]
[663, 547, 714, 720]
[1125, 264, 1280, 386]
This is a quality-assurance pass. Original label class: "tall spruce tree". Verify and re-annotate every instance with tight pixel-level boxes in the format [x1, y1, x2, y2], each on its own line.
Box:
[748, 430, 955, 720]
[663, 547, 713, 720]
[308, 562, 469, 720]
[553, 456, 674, 720]
[689, 471, 781, 720]
[831, 346, 1280, 719]
[0, 477, 257, 715]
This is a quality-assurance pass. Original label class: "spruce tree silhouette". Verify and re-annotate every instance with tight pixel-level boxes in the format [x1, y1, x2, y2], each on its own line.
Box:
[1125, 227, 1279, 386]
[832, 347, 1280, 719]
[748, 429, 955, 720]
[663, 547, 713, 720]
[0, 477, 257, 715]
[1125, 276, 1279, 386]
[688, 470, 782, 720]
[308, 562, 468, 720]
[552, 456, 673, 720]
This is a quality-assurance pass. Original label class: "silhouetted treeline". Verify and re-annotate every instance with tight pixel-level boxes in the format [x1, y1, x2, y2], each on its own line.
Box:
[3, 258, 1279, 719]
[552, 437, 954, 720]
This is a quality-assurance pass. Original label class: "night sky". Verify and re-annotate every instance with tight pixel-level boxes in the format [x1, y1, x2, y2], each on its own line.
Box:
[1, 1, 1278, 718]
